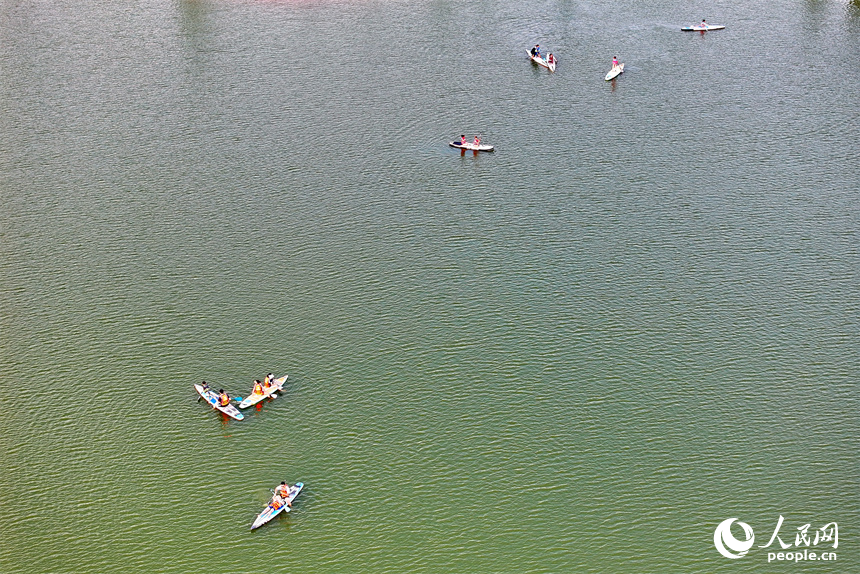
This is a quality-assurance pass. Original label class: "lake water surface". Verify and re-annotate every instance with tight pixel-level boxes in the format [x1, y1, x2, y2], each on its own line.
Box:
[1, 0, 858, 572]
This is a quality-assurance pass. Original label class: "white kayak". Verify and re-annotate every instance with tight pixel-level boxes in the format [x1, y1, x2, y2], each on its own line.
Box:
[605, 63, 624, 81]
[449, 141, 495, 152]
[681, 24, 725, 31]
[194, 384, 244, 421]
[251, 482, 304, 530]
[238, 375, 288, 409]
[527, 50, 556, 72]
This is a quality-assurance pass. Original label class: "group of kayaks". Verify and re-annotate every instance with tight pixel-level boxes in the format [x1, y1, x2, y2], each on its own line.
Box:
[194, 374, 287, 421]
[528, 19, 724, 80]
[451, 21, 723, 155]
[195, 374, 303, 529]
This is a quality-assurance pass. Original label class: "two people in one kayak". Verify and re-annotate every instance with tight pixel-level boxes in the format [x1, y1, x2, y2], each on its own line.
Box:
[530, 45, 555, 65]
[270, 482, 293, 510]
[251, 373, 276, 395]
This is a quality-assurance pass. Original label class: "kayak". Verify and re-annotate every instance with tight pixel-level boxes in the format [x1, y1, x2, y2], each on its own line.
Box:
[605, 63, 624, 81]
[682, 24, 725, 31]
[251, 482, 304, 530]
[527, 50, 556, 72]
[238, 375, 288, 409]
[449, 141, 495, 152]
[194, 384, 244, 421]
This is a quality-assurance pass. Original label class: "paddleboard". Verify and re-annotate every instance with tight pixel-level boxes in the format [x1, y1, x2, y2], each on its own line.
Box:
[449, 141, 495, 152]
[251, 482, 304, 530]
[238, 375, 288, 409]
[681, 24, 725, 31]
[527, 50, 556, 72]
[605, 63, 624, 81]
[194, 383, 244, 421]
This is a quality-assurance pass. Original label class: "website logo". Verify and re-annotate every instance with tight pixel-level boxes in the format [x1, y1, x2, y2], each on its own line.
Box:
[714, 518, 756, 559]
[713, 516, 838, 563]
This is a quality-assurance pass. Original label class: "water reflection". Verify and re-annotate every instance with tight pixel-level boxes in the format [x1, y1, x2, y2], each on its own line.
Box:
[174, 0, 215, 53]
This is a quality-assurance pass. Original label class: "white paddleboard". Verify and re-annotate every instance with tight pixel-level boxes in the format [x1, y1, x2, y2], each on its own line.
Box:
[251, 482, 304, 530]
[238, 375, 288, 409]
[450, 141, 495, 152]
[605, 63, 624, 81]
[194, 384, 244, 421]
[527, 50, 556, 72]
[681, 24, 725, 31]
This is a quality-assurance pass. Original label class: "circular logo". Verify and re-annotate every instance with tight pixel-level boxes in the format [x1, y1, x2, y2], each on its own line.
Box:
[714, 518, 755, 559]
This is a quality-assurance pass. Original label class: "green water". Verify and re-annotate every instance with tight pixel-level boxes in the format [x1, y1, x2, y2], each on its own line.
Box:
[1, 0, 858, 572]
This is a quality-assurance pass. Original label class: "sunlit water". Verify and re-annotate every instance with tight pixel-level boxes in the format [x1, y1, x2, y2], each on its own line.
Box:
[1, 0, 858, 572]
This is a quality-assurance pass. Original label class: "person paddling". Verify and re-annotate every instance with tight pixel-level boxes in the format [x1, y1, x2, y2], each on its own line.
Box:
[473, 135, 481, 146]
[699, 19, 707, 29]
[275, 482, 291, 506]
[217, 389, 230, 407]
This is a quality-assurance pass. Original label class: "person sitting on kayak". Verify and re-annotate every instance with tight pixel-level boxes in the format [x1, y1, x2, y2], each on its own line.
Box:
[460, 135, 467, 145]
[218, 389, 230, 407]
[535, 44, 541, 58]
[275, 482, 291, 505]
[612, 56, 619, 69]
[270, 494, 285, 510]
[252, 379, 264, 395]
[699, 19, 707, 28]
[548, 53, 555, 65]
[473, 135, 481, 146]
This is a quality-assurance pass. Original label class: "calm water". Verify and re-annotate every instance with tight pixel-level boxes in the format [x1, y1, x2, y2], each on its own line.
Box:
[1, 0, 858, 572]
